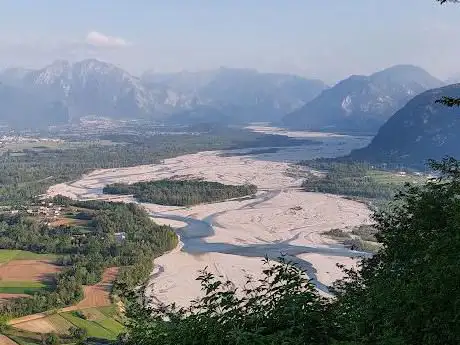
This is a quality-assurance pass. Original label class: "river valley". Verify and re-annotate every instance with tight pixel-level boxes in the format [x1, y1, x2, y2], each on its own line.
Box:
[47, 128, 373, 306]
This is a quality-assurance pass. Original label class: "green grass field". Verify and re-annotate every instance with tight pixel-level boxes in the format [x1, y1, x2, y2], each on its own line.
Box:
[96, 317, 125, 334]
[0, 250, 58, 264]
[0, 281, 49, 295]
[60, 312, 117, 340]
[368, 170, 426, 184]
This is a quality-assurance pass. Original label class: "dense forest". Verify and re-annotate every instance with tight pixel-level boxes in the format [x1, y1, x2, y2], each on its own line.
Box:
[0, 127, 309, 206]
[0, 197, 177, 317]
[121, 158, 460, 345]
[103, 180, 257, 206]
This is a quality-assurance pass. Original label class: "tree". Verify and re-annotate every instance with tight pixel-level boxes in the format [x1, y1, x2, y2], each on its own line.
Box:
[333, 158, 460, 345]
[41, 333, 60, 345]
[69, 326, 88, 344]
[436, 0, 460, 105]
[123, 258, 332, 345]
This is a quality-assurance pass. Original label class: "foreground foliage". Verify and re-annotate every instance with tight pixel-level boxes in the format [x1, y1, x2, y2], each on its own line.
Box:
[123, 258, 332, 345]
[122, 158, 460, 345]
[333, 157, 460, 345]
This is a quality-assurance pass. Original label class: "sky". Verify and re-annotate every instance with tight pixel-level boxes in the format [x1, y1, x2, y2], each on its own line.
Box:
[0, 0, 459, 83]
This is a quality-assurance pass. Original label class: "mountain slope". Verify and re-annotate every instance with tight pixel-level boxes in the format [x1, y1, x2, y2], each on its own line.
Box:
[350, 83, 460, 164]
[142, 67, 327, 123]
[282, 65, 443, 133]
[0, 82, 69, 128]
[0, 61, 326, 128]
[22, 59, 164, 122]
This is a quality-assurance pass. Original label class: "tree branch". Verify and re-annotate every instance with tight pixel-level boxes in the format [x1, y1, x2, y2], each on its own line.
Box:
[435, 97, 460, 107]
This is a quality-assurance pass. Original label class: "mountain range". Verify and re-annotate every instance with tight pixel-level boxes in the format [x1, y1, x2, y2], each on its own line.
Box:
[350, 83, 460, 165]
[282, 65, 444, 133]
[0, 60, 327, 128]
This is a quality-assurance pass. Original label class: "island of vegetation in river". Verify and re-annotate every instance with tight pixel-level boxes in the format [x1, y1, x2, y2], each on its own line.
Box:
[0, 125, 310, 206]
[103, 179, 258, 206]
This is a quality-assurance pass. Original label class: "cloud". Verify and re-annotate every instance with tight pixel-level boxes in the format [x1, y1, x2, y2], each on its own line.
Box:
[85, 31, 128, 48]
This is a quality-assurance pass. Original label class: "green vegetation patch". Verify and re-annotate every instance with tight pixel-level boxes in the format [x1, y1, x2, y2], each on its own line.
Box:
[80, 308, 106, 321]
[0, 250, 57, 263]
[0, 281, 49, 295]
[103, 179, 257, 206]
[0, 250, 19, 263]
[300, 161, 425, 202]
[3, 328, 43, 345]
[61, 312, 116, 340]
[8, 336, 40, 345]
[96, 317, 125, 334]
[97, 305, 117, 318]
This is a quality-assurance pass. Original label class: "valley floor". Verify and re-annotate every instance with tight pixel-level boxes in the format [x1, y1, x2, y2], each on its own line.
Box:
[47, 145, 371, 306]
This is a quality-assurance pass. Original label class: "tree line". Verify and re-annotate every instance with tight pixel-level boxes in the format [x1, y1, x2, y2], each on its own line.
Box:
[103, 180, 257, 206]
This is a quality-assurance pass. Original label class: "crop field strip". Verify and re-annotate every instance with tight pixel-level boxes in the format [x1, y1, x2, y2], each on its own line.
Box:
[0, 250, 58, 264]
[0, 281, 49, 295]
[60, 312, 118, 340]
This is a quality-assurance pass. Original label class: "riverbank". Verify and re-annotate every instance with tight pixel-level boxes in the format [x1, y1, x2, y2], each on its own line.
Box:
[47, 147, 372, 306]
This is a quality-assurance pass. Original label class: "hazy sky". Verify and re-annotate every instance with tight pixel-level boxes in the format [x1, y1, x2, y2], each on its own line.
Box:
[0, 0, 459, 83]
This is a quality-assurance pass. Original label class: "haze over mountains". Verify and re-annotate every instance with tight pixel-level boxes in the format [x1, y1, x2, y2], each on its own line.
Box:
[282, 65, 444, 133]
[1, 59, 460, 166]
[0, 59, 326, 128]
[0, 60, 449, 132]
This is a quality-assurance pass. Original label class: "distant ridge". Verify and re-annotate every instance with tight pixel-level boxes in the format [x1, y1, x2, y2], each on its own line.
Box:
[350, 83, 460, 165]
[282, 65, 444, 134]
[0, 60, 327, 128]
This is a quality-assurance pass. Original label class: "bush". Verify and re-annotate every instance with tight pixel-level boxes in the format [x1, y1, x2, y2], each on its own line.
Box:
[123, 258, 332, 345]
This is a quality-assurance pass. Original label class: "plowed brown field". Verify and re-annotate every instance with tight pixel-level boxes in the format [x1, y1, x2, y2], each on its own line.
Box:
[0, 260, 60, 281]
[72, 267, 119, 309]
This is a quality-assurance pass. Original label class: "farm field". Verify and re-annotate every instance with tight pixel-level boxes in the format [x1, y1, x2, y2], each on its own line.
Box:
[4, 305, 124, 344]
[48, 216, 89, 227]
[5, 268, 123, 343]
[60, 312, 118, 340]
[0, 260, 60, 282]
[0, 251, 60, 302]
[72, 267, 119, 309]
[0, 250, 57, 264]
[0, 281, 49, 295]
